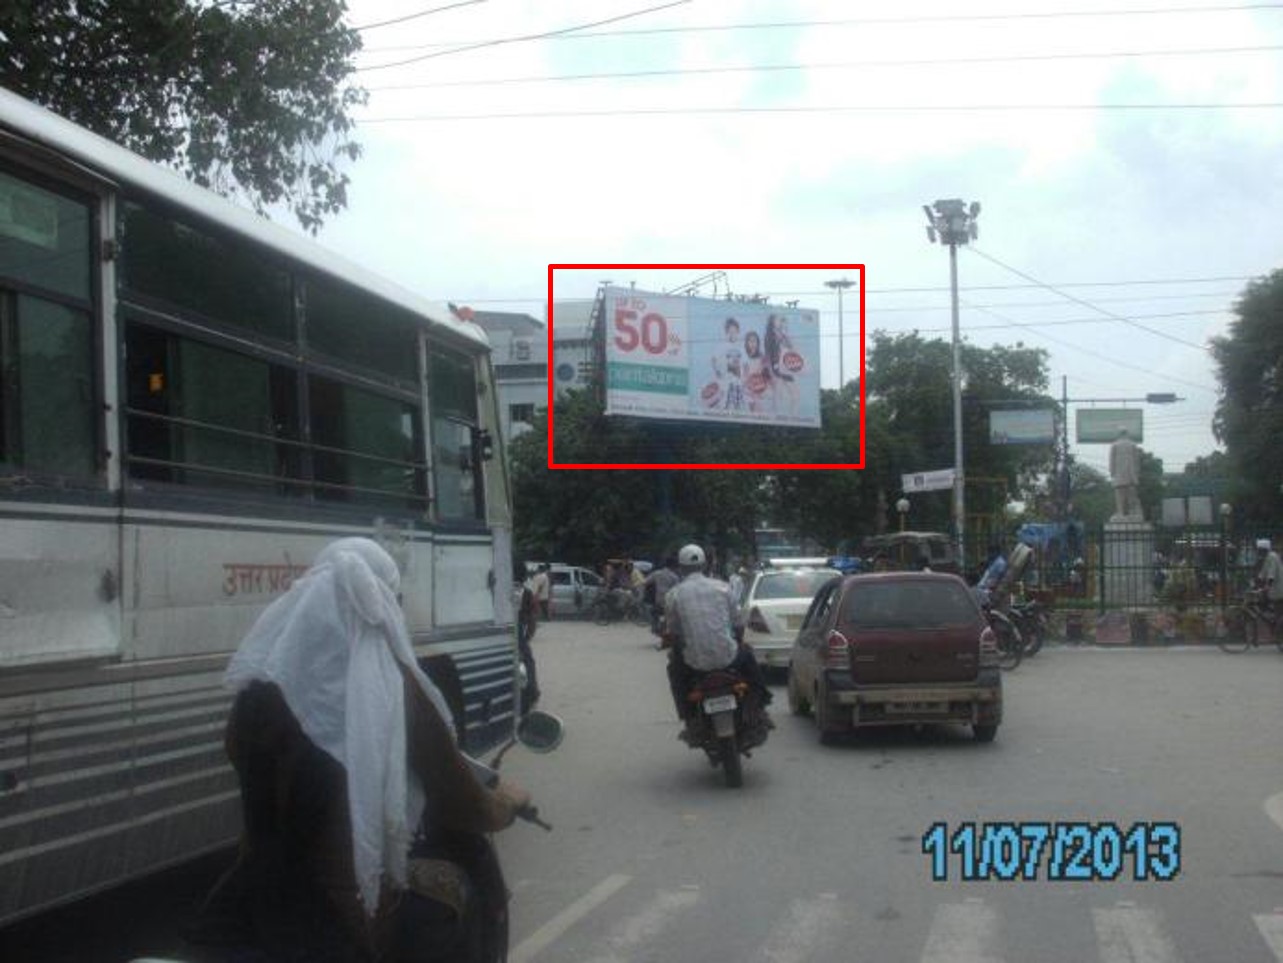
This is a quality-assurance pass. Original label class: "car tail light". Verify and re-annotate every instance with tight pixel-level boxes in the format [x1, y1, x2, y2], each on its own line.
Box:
[979, 625, 999, 667]
[825, 630, 851, 670]
[748, 606, 771, 634]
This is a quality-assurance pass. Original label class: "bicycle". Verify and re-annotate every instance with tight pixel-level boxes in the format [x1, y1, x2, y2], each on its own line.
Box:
[1219, 587, 1283, 653]
[591, 590, 650, 626]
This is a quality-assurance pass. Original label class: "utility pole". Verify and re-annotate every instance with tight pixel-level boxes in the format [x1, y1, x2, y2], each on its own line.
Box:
[825, 277, 855, 389]
[924, 199, 981, 568]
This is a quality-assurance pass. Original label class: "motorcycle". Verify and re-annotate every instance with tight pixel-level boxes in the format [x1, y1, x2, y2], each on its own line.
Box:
[138, 711, 564, 963]
[1008, 596, 1050, 657]
[664, 633, 770, 788]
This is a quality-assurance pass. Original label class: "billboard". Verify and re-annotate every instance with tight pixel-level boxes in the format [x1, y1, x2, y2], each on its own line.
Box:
[1076, 408, 1143, 444]
[602, 286, 822, 428]
[989, 408, 1055, 445]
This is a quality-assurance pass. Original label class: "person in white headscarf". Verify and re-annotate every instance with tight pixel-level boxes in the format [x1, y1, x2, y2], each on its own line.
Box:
[196, 537, 530, 961]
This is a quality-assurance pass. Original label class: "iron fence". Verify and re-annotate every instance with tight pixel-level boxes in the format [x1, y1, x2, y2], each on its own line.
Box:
[1015, 523, 1272, 616]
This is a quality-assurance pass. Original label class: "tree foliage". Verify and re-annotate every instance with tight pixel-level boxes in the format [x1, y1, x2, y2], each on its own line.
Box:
[510, 333, 1061, 568]
[1, 0, 366, 233]
[1211, 269, 1283, 522]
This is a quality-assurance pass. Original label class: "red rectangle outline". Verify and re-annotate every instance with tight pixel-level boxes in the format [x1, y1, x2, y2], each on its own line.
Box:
[547, 263, 866, 470]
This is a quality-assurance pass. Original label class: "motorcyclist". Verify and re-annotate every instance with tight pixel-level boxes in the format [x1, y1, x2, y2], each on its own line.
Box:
[662, 543, 772, 736]
[642, 554, 681, 636]
[191, 537, 531, 963]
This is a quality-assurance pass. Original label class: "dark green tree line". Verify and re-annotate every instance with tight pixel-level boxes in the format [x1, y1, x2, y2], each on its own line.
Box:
[511, 333, 1062, 566]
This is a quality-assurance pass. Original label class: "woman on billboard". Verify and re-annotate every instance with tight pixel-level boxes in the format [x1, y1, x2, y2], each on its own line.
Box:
[765, 314, 801, 418]
[742, 329, 775, 416]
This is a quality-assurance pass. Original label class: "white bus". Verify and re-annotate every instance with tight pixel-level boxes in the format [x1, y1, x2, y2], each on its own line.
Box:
[0, 89, 518, 924]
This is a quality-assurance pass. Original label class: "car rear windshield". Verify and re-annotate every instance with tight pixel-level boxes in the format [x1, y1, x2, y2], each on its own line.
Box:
[753, 570, 839, 600]
[841, 579, 979, 629]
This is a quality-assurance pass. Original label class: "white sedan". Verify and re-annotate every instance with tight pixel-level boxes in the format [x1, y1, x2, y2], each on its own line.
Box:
[740, 567, 842, 669]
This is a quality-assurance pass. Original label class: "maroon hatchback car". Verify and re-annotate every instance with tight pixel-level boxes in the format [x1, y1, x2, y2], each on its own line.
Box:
[786, 572, 1003, 743]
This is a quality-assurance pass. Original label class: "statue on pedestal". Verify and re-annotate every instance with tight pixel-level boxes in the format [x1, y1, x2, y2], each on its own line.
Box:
[1108, 428, 1143, 521]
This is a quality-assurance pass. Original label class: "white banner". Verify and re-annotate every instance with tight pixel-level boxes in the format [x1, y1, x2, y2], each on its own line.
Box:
[602, 286, 822, 428]
[902, 468, 956, 493]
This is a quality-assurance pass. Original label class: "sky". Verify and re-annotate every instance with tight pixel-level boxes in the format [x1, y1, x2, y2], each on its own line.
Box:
[308, 0, 1283, 480]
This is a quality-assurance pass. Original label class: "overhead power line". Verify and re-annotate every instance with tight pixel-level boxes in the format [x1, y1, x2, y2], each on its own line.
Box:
[966, 247, 1212, 351]
[361, 102, 1283, 121]
[353, 1, 487, 32]
[360, 3, 1283, 52]
[960, 299, 1218, 394]
[449, 273, 1259, 306]
[366, 44, 1283, 91]
[358, 0, 692, 71]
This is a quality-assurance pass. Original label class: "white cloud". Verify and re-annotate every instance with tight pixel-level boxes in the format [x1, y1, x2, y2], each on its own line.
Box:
[309, 0, 1283, 472]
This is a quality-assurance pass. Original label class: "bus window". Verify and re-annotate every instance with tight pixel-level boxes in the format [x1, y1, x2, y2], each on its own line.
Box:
[0, 168, 96, 480]
[124, 324, 301, 492]
[309, 374, 425, 508]
[429, 350, 483, 522]
[305, 274, 418, 384]
[119, 200, 292, 343]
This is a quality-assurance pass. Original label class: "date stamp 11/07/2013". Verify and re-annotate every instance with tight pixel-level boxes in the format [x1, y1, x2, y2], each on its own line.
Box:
[922, 821, 1181, 883]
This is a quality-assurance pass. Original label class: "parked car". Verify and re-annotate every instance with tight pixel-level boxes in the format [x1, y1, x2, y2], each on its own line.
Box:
[740, 566, 842, 670]
[786, 572, 1002, 744]
[546, 564, 606, 618]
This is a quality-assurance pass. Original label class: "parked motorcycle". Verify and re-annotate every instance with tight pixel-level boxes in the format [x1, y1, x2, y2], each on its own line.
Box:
[980, 601, 1025, 671]
[1008, 596, 1050, 657]
[136, 711, 563, 963]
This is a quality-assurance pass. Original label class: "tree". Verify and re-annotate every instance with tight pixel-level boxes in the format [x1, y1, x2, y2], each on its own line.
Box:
[2, 1, 365, 233]
[863, 331, 1056, 536]
[1211, 269, 1283, 522]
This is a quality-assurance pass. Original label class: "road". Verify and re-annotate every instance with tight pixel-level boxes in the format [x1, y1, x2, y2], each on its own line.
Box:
[4, 621, 1282, 962]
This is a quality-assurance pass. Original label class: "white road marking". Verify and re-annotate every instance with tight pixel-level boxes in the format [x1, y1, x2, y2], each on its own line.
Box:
[581, 886, 703, 963]
[1093, 906, 1182, 963]
[1254, 912, 1283, 960]
[920, 900, 1003, 963]
[753, 893, 844, 963]
[1264, 792, 1283, 835]
[509, 873, 632, 963]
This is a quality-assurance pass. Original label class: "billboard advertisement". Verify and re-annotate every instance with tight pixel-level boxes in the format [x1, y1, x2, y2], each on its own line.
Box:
[1076, 408, 1143, 444]
[602, 286, 822, 428]
[989, 408, 1055, 445]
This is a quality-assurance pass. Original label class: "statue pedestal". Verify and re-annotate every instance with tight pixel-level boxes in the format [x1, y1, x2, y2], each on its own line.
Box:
[1103, 520, 1155, 608]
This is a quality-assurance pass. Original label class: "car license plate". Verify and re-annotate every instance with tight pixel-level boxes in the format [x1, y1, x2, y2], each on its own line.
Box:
[702, 694, 737, 714]
[886, 701, 948, 714]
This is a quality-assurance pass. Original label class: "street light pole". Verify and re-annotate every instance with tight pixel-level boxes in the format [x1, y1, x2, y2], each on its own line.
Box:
[825, 278, 854, 389]
[924, 199, 980, 569]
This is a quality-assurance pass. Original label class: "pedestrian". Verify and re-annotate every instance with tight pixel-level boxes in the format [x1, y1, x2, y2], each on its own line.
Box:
[531, 563, 551, 620]
[1255, 537, 1283, 617]
[516, 566, 540, 713]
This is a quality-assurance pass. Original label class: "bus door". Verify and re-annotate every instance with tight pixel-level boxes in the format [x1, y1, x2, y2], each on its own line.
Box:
[0, 162, 122, 669]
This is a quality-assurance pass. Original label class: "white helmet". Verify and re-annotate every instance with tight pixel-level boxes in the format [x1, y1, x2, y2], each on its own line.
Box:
[1257, 538, 1273, 551]
[678, 543, 706, 568]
